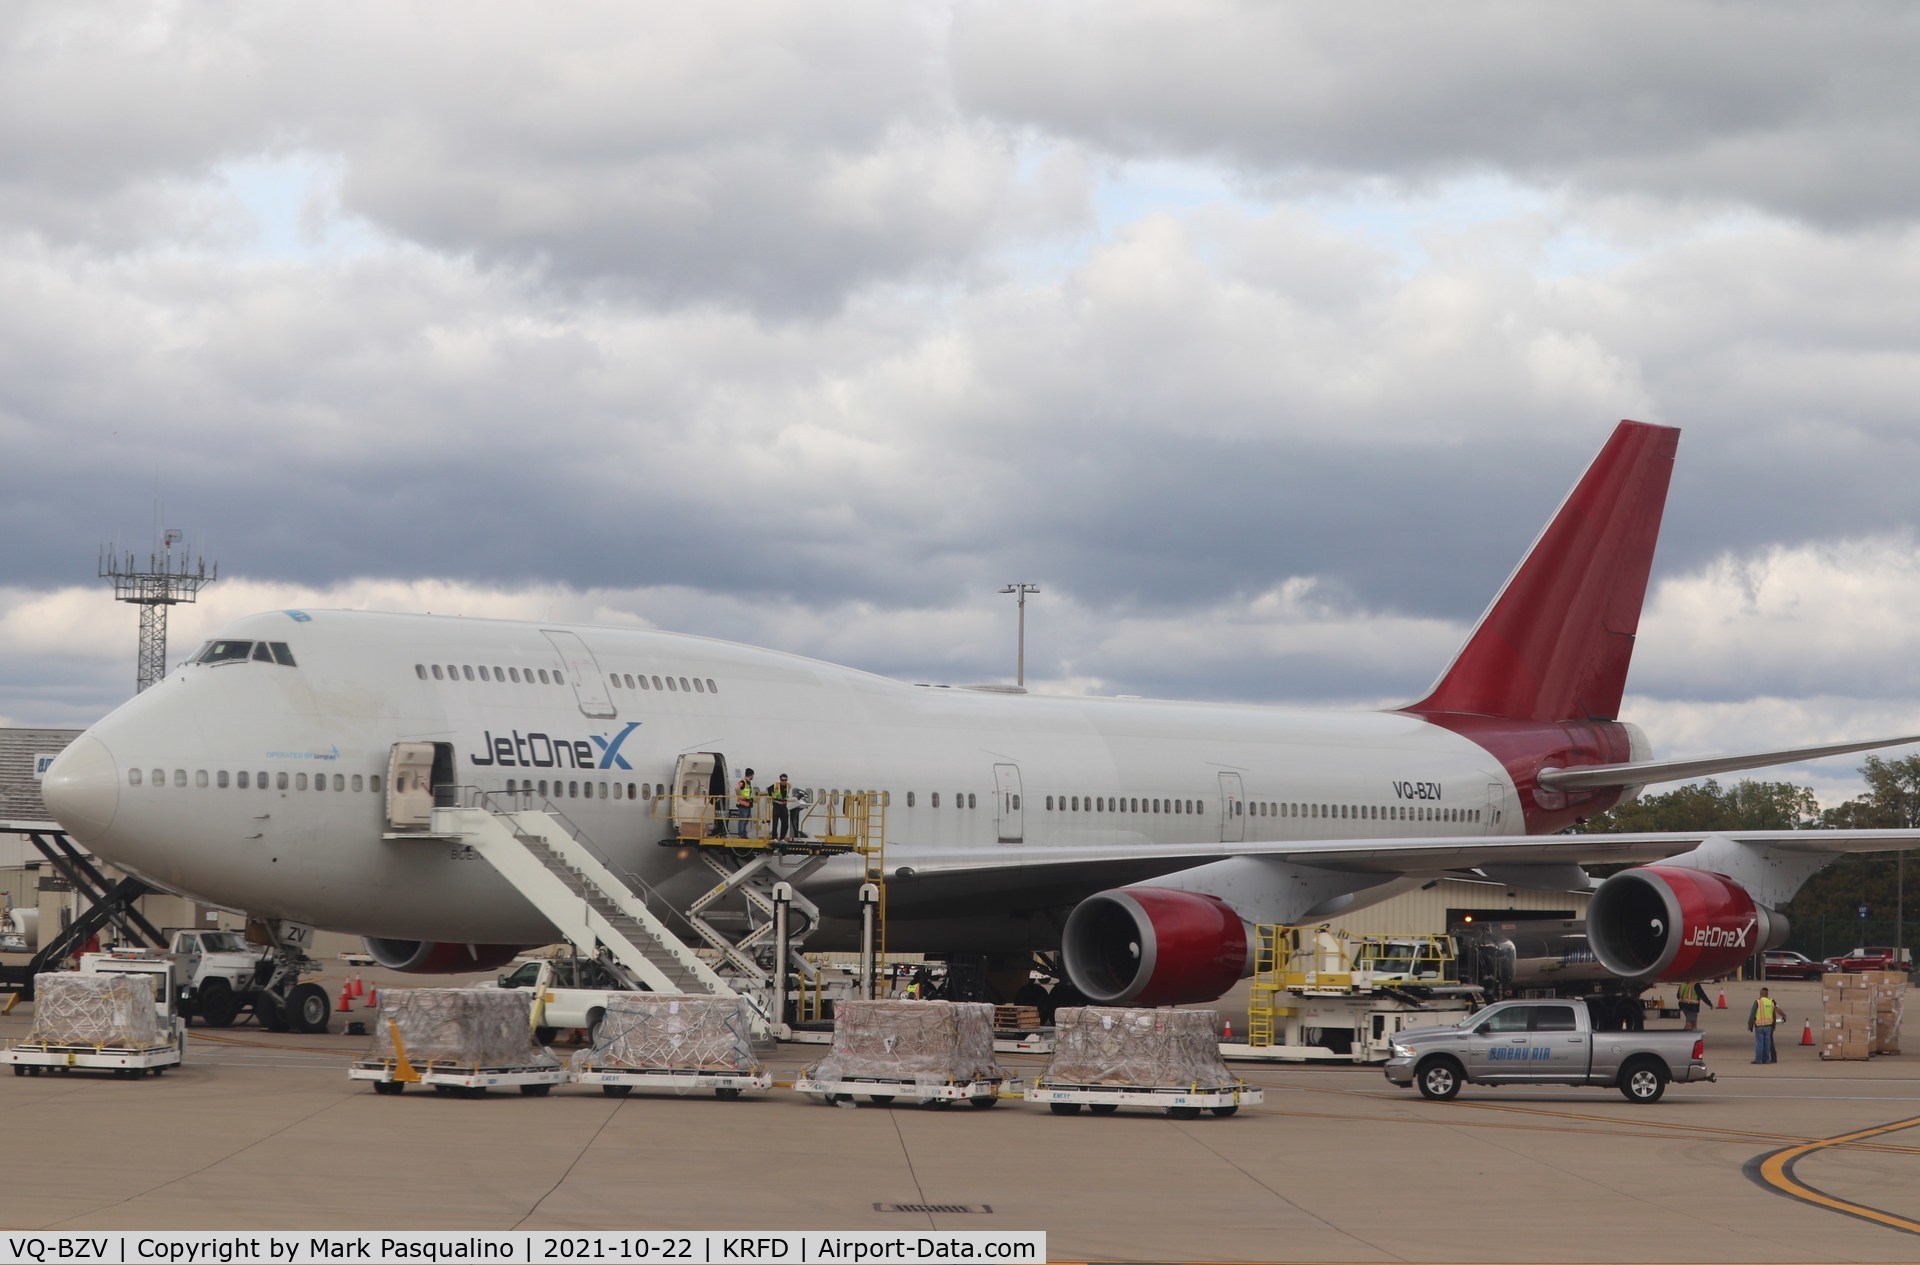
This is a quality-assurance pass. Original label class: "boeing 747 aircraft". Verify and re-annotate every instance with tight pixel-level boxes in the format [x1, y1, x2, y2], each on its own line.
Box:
[39, 421, 1920, 1026]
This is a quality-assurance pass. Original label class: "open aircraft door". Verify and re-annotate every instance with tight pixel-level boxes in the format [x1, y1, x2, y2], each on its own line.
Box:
[993, 764, 1024, 843]
[672, 752, 727, 839]
[386, 742, 436, 830]
[542, 629, 616, 719]
[1218, 772, 1246, 843]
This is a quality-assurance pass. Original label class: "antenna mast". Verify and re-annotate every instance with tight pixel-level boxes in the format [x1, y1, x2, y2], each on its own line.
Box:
[99, 529, 218, 693]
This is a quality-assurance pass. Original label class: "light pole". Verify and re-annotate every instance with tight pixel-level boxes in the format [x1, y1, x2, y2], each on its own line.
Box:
[999, 583, 1040, 688]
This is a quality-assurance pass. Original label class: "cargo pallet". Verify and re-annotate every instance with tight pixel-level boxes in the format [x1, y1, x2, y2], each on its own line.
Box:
[575, 1066, 773, 1100]
[1025, 1080, 1263, 1118]
[5, 1039, 182, 1078]
[792, 1074, 1008, 1108]
[349, 1058, 569, 1097]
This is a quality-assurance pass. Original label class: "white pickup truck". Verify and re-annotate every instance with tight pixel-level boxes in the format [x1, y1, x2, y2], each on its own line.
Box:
[493, 957, 630, 1043]
[1383, 998, 1716, 1103]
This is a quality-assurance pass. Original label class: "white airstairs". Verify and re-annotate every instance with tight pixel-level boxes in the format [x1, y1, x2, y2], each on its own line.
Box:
[431, 795, 742, 1007]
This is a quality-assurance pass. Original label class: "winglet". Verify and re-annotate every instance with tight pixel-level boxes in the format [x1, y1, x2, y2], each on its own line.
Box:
[1404, 420, 1679, 723]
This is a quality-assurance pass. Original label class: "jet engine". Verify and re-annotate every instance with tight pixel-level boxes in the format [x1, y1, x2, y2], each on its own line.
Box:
[1587, 865, 1788, 982]
[1060, 887, 1249, 1006]
[362, 938, 527, 975]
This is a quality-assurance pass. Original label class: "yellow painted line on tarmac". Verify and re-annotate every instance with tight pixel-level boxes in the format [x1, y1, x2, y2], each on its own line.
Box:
[1749, 1114, 1920, 1235]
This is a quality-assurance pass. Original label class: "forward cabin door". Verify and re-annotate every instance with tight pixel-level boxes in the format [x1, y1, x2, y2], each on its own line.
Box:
[542, 630, 616, 719]
[1218, 772, 1246, 843]
[386, 742, 435, 829]
[673, 751, 723, 839]
[993, 764, 1024, 843]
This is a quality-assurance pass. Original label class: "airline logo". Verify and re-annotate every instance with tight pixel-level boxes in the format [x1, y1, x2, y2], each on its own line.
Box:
[1681, 919, 1754, 950]
[469, 721, 640, 771]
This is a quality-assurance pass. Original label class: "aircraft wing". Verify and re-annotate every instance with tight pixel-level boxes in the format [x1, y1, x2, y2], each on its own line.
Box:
[829, 827, 1920, 917]
[1536, 733, 1920, 791]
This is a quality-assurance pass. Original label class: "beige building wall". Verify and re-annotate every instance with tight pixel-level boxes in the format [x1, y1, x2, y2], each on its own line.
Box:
[1319, 878, 1590, 936]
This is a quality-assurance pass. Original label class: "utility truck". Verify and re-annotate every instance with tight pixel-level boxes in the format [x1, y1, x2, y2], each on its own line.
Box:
[1383, 997, 1715, 1103]
[166, 928, 333, 1033]
[493, 956, 629, 1044]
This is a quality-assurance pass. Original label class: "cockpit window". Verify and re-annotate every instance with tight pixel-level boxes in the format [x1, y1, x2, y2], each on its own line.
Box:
[269, 642, 295, 666]
[252, 642, 274, 662]
[194, 639, 297, 667]
[198, 640, 254, 664]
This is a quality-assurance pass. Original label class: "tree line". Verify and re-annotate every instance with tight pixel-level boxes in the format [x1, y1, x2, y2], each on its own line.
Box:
[1577, 756, 1919, 959]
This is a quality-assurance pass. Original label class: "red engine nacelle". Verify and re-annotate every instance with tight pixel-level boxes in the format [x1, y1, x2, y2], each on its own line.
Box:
[362, 938, 527, 975]
[1587, 865, 1788, 981]
[1060, 887, 1249, 1006]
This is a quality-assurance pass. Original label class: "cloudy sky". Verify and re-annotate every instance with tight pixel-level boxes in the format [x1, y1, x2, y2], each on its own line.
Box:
[5, 1, 1920, 806]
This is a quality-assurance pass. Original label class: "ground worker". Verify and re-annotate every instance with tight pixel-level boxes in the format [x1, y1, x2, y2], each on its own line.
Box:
[1677, 979, 1704, 1030]
[770, 773, 792, 841]
[1747, 987, 1782, 1063]
[734, 768, 757, 839]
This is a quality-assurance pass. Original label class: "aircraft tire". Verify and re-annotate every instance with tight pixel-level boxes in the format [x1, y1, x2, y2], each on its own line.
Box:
[287, 982, 332, 1034]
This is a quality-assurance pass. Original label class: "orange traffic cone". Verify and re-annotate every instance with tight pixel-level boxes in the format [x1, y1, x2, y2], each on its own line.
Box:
[1801, 1020, 1815, 1046]
[336, 984, 353, 1013]
[365, 987, 379, 1007]
[1222, 1020, 1233, 1042]
[1716, 990, 1728, 1009]
[351, 973, 365, 998]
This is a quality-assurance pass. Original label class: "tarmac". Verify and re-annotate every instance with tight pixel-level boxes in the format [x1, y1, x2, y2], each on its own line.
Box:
[3, 971, 1918, 1264]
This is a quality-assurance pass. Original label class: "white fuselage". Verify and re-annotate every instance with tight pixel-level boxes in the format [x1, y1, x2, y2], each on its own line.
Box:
[49, 609, 1523, 948]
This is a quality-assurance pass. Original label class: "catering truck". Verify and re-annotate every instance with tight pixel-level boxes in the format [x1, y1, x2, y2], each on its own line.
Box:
[1382, 998, 1715, 1103]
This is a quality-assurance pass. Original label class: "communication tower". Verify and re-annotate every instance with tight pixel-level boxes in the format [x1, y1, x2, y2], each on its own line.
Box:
[100, 529, 217, 693]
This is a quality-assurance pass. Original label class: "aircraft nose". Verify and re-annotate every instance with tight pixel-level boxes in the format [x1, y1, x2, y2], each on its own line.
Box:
[42, 735, 120, 843]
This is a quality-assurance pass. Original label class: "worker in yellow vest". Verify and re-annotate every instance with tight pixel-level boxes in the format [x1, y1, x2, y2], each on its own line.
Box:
[734, 768, 757, 839]
[1747, 987, 1782, 1063]
[1676, 979, 1704, 1030]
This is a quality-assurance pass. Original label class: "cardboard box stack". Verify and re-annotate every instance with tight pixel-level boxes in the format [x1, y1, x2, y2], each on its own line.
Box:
[1820, 972, 1875, 1060]
[1868, 970, 1905, 1055]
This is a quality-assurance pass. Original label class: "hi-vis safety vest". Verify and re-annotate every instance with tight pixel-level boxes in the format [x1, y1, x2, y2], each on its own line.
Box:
[770, 782, 789, 802]
[1678, 981, 1701, 1003]
[736, 780, 755, 808]
[1756, 996, 1776, 1025]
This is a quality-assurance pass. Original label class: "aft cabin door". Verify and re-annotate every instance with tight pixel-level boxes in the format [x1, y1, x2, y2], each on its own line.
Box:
[542, 630, 617, 719]
[1218, 772, 1246, 843]
[386, 742, 436, 830]
[993, 764, 1023, 843]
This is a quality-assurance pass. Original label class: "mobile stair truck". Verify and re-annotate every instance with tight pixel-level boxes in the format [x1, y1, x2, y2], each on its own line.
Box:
[5, 948, 186, 1078]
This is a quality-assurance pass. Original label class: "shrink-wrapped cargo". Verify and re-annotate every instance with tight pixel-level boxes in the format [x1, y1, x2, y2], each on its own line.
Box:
[363, 988, 559, 1068]
[805, 1000, 1002, 1085]
[26, 973, 165, 1048]
[1043, 1007, 1233, 1088]
[575, 993, 760, 1073]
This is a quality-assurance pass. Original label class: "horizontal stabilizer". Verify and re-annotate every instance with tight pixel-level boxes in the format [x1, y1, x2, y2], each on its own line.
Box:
[1535, 732, 1920, 792]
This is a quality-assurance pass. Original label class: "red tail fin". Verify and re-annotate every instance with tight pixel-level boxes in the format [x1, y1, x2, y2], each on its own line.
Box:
[1404, 420, 1678, 723]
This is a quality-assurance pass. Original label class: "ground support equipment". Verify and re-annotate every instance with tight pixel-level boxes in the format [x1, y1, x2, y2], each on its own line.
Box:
[792, 1074, 1008, 1108]
[1024, 1080, 1262, 1119]
[349, 1057, 569, 1098]
[574, 1066, 773, 1100]
[5, 1036, 182, 1078]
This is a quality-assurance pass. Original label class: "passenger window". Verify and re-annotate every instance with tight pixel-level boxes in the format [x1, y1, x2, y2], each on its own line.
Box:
[651, 676, 663, 690]
[693, 678, 706, 693]
[609, 673, 620, 689]
[236, 771, 249, 789]
[932, 793, 941, 808]
[216, 770, 229, 788]
[352, 774, 363, 792]
[1011, 794, 1020, 809]
[1534, 1006, 1577, 1032]
[570, 781, 579, 797]
[461, 665, 473, 680]
[151, 768, 163, 786]
[640, 783, 650, 800]
[333, 774, 344, 791]
[656, 784, 665, 797]
[666, 677, 678, 691]
[277, 772, 288, 790]
[296, 773, 308, 790]
[968, 793, 976, 809]
[679, 677, 691, 692]
[173, 769, 187, 788]
[270, 642, 296, 666]
[476, 666, 490, 681]
[370, 774, 381, 793]
[431, 665, 444, 680]
[539, 780, 549, 796]
[706, 679, 717, 693]
[509, 667, 521, 683]
[129, 769, 142, 786]
[415, 664, 428, 679]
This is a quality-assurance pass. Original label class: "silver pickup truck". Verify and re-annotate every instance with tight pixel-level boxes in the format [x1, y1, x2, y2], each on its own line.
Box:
[1383, 998, 1715, 1103]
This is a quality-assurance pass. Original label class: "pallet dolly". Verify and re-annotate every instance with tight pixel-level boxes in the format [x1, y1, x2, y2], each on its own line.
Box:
[792, 1074, 1008, 1108]
[1025, 1080, 1263, 1118]
[574, 1065, 774, 1099]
